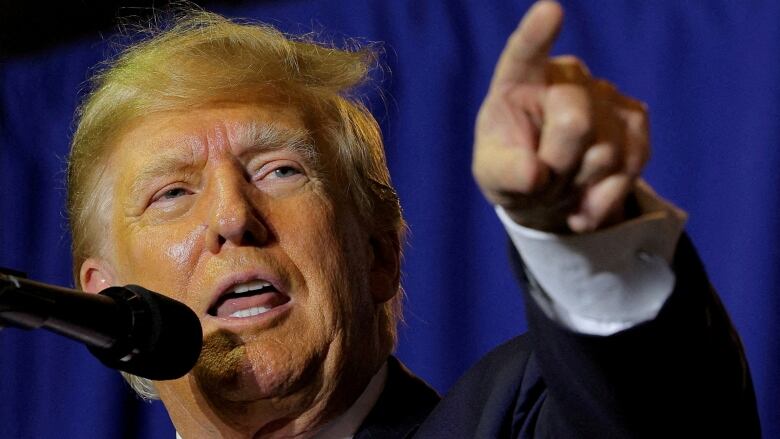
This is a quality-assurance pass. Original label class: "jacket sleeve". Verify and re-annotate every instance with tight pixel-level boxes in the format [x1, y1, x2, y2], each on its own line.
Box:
[519, 233, 761, 438]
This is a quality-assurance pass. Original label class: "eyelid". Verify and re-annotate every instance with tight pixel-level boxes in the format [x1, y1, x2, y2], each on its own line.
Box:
[253, 159, 305, 180]
[150, 183, 193, 205]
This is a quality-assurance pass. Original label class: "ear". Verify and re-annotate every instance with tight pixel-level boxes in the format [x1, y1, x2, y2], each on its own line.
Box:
[368, 231, 401, 304]
[79, 258, 117, 294]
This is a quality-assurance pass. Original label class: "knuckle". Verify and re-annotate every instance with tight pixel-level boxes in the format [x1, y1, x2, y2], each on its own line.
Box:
[625, 105, 648, 126]
[629, 98, 649, 114]
[549, 55, 588, 72]
[546, 57, 591, 84]
[593, 79, 618, 97]
[551, 109, 591, 137]
[551, 54, 583, 64]
[586, 144, 619, 170]
[625, 148, 650, 176]
[624, 133, 650, 174]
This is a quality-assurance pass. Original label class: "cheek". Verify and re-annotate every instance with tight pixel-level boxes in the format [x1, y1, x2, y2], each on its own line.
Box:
[114, 221, 207, 297]
[280, 194, 371, 317]
[164, 224, 208, 266]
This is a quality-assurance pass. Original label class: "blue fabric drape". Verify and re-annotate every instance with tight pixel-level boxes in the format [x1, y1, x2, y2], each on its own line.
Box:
[1, 1, 777, 437]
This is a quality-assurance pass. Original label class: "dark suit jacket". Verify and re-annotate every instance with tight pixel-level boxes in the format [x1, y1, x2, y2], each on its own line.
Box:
[356, 235, 761, 438]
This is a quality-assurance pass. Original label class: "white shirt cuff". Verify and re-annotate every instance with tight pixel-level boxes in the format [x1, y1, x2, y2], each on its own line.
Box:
[497, 181, 688, 336]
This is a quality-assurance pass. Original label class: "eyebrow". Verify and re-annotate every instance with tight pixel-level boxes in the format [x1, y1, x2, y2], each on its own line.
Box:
[128, 147, 199, 201]
[233, 122, 318, 164]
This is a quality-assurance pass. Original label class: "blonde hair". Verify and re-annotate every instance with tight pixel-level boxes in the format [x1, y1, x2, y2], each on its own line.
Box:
[67, 9, 404, 399]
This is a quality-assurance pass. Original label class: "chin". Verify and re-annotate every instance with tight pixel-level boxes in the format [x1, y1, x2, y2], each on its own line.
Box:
[193, 328, 327, 405]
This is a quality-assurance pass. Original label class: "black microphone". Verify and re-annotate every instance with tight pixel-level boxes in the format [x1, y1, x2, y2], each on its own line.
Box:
[0, 272, 202, 380]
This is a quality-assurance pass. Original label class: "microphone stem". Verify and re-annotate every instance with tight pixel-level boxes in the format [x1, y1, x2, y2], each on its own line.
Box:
[0, 274, 124, 348]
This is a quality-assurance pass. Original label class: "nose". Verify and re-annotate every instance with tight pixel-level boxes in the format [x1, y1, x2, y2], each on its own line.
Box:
[205, 169, 269, 253]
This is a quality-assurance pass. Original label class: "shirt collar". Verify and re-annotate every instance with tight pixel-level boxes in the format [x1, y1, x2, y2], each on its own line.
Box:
[311, 361, 388, 438]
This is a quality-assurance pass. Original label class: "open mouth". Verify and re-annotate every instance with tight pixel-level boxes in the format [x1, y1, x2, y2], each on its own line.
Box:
[208, 279, 290, 318]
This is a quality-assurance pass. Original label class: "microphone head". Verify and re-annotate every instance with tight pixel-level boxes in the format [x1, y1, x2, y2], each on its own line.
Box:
[88, 285, 202, 380]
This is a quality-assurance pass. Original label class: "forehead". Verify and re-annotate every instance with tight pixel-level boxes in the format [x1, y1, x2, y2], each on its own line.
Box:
[109, 100, 309, 164]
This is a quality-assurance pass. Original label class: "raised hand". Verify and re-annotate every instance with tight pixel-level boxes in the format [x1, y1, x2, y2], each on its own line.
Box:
[473, 0, 649, 233]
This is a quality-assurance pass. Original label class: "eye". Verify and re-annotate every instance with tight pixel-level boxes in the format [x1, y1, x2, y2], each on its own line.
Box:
[254, 161, 305, 181]
[272, 166, 301, 179]
[250, 159, 308, 194]
[160, 187, 190, 199]
[151, 186, 193, 205]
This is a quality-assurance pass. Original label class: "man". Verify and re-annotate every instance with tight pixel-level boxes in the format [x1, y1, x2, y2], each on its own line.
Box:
[66, 1, 758, 437]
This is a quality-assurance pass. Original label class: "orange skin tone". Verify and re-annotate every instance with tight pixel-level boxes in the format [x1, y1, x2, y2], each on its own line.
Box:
[80, 101, 397, 438]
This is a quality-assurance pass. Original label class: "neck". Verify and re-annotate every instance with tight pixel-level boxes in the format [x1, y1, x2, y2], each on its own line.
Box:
[160, 360, 387, 438]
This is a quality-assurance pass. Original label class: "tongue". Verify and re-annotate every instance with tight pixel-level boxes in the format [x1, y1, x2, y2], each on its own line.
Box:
[215, 292, 289, 318]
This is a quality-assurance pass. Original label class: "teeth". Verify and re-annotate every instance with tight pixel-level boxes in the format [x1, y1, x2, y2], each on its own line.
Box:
[231, 280, 272, 295]
[229, 306, 272, 318]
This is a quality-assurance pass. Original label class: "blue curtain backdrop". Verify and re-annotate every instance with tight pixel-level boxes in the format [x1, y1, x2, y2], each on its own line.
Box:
[1, 1, 778, 437]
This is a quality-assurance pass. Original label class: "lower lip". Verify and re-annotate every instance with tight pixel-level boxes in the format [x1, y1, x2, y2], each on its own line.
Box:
[205, 300, 293, 330]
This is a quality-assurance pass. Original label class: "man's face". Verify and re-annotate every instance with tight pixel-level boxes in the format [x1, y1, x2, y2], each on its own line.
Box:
[94, 99, 388, 419]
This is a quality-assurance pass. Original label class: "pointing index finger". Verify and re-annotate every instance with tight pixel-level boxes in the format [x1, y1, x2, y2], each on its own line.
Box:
[491, 1, 564, 88]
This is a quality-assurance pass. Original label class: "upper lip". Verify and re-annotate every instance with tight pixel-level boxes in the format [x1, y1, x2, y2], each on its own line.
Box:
[207, 270, 289, 316]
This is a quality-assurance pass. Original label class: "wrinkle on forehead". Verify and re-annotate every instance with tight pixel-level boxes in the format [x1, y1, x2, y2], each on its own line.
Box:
[126, 138, 202, 203]
[119, 103, 318, 202]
